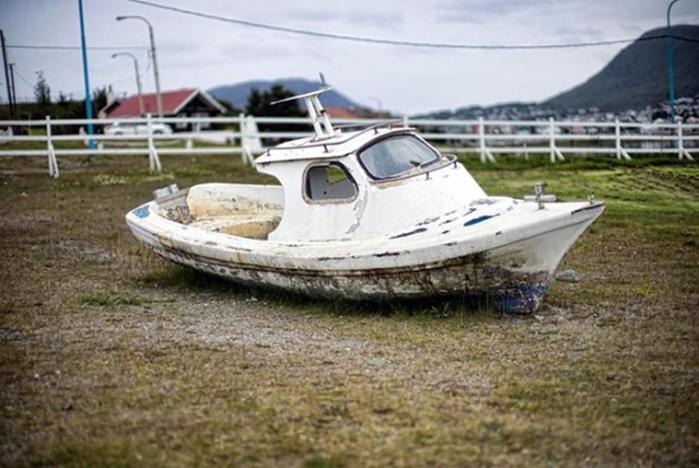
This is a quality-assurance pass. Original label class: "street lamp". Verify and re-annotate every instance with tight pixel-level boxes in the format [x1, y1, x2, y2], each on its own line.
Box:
[666, 0, 681, 123]
[78, 0, 95, 149]
[116, 15, 163, 118]
[111, 52, 144, 115]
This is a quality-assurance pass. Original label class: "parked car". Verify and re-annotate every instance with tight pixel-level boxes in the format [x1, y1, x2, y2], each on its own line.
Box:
[104, 122, 173, 136]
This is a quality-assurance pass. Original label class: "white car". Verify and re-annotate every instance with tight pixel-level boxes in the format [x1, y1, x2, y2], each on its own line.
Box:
[104, 122, 173, 136]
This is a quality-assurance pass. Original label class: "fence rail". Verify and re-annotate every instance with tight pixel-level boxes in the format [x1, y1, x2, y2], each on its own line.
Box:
[0, 114, 696, 177]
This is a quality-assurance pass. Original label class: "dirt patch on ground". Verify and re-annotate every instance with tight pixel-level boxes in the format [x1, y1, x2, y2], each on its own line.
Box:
[1, 156, 698, 466]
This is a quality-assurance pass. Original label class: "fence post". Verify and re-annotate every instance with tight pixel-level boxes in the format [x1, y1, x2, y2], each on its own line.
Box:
[478, 117, 495, 163]
[240, 112, 252, 165]
[146, 113, 162, 172]
[677, 120, 694, 161]
[186, 117, 193, 150]
[46, 116, 59, 178]
[615, 118, 621, 160]
[549, 118, 555, 163]
[478, 117, 485, 163]
[548, 117, 565, 163]
[615, 118, 631, 161]
[403, 115, 409, 128]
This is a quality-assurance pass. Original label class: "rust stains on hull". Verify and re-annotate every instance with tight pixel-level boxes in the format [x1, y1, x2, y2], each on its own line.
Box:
[148, 244, 549, 313]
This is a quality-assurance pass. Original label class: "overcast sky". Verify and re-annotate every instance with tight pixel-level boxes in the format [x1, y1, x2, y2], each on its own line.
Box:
[1, 0, 697, 114]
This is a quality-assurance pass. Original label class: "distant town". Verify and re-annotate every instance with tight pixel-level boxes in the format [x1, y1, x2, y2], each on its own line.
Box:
[418, 95, 699, 125]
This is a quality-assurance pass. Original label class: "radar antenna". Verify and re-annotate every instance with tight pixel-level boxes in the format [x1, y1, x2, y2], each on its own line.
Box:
[270, 73, 335, 139]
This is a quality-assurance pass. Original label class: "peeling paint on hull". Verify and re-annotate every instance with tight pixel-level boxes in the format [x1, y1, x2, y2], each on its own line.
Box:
[146, 239, 551, 313]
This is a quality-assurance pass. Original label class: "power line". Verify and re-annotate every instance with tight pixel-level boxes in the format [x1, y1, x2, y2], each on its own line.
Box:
[144, 52, 152, 73]
[9, 33, 698, 54]
[110, 74, 138, 85]
[11, 67, 33, 89]
[128, 0, 699, 50]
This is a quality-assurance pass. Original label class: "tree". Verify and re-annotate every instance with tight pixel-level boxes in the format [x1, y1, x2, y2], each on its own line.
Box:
[245, 85, 306, 134]
[245, 88, 264, 116]
[245, 85, 304, 118]
[218, 99, 240, 115]
[91, 86, 108, 114]
[34, 71, 51, 106]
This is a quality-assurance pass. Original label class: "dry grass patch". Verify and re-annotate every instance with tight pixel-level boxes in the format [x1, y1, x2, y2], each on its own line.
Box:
[0, 154, 697, 466]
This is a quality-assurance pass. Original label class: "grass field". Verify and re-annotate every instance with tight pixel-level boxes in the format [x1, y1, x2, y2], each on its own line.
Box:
[1, 152, 698, 466]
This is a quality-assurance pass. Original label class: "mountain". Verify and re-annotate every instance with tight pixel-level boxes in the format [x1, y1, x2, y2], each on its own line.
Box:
[545, 24, 699, 112]
[209, 78, 362, 110]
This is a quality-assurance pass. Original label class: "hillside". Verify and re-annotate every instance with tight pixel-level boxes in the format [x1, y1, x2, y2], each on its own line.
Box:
[415, 102, 551, 120]
[545, 24, 699, 111]
[209, 78, 361, 110]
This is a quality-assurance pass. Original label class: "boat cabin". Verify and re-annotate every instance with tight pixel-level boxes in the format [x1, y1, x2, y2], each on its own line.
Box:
[252, 85, 486, 242]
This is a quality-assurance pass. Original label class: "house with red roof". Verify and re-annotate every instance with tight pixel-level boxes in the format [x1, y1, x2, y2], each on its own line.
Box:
[102, 88, 227, 131]
[324, 106, 393, 120]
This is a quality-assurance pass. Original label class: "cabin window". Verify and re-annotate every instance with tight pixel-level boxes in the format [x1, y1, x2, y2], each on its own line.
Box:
[305, 162, 358, 202]
[358, 135, 440, 180]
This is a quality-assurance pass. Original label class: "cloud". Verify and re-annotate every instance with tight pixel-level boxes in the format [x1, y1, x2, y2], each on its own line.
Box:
[285, 8, 404, 29]
[435, 0, 553, 23]
[552, 26, 605, 42]
[2, 0, 697, 112]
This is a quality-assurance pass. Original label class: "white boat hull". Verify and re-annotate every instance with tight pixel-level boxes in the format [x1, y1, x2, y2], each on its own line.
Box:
[126, 188, 603, 313]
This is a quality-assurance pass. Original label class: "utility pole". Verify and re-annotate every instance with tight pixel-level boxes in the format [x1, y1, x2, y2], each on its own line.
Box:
[666, 0, 680, 123]
[147, 21, 163, 118]
[116, 15, 163, 117]
[0, 30, 15, 119]
[8, 63, 16, 108]
[111, 52, 144, 115]
[78, 0, 95, 149]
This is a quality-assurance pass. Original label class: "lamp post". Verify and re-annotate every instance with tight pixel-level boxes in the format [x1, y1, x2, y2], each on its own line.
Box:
[78, 0, 95, 149]
[666, 0, 681, 123]
[116, 15, 163, 118]
[111, 52, 144, 115]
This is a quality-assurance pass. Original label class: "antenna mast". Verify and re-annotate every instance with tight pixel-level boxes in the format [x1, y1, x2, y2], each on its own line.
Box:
[270, 73, 336, 139]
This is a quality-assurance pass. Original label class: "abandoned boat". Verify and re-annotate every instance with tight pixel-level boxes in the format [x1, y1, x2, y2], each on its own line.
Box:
[125, 81, 604, 313]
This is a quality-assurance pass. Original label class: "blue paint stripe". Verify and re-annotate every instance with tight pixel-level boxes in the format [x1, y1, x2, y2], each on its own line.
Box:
[463, 213, 499, 227]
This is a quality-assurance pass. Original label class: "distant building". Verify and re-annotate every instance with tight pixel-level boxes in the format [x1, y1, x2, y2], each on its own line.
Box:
[104, 88, 226, 131]
[324, 106, 393, 120]
[325, 106, 364, 119]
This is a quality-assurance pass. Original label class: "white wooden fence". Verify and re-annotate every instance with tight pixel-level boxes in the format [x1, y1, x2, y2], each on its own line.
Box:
[0, 114, 696, 178]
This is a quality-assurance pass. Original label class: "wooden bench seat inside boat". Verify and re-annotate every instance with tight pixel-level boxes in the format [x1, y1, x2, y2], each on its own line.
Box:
[189, 213, 282, 240]
[155, 184, 284, 240]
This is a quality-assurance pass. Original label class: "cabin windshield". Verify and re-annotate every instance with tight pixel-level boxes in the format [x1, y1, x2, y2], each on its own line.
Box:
[358, 135, 440, 180]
